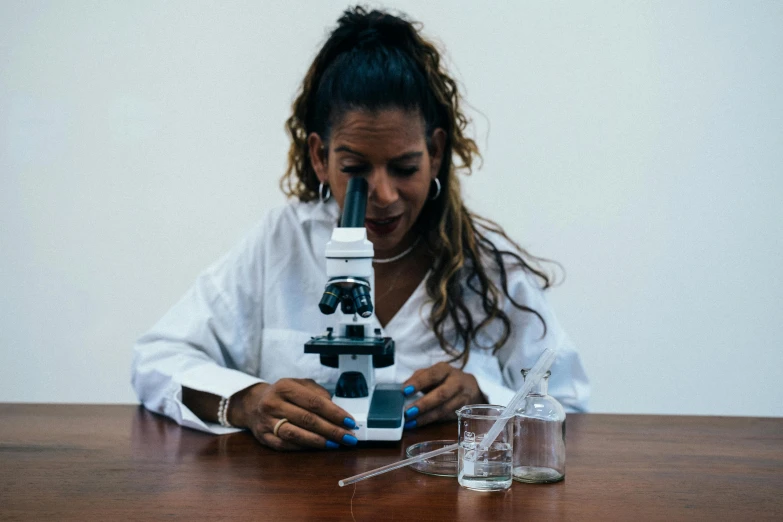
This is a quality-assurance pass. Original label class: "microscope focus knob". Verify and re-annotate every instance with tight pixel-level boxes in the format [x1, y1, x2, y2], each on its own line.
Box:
[335, 371, 369, 398]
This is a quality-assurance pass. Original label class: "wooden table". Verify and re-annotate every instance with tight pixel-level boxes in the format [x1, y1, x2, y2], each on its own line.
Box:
[1, 405, 781, 521]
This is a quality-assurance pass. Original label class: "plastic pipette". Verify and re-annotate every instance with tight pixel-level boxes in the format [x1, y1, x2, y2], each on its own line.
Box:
[338, 442, 458, 487]
[478, 346, 558, 450]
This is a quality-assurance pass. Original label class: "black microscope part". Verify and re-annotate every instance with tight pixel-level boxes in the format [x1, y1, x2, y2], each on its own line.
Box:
[351, 285, 373, 318]
[340, 177, 368, 228]
[340, 296, 355, 315]
[319, 284, 342, 315]
[335, 371, 369, 398]
[345, 324, 364, 338]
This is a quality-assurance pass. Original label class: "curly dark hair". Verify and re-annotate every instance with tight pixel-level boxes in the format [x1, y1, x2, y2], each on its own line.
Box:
[279, 6, 553, 366]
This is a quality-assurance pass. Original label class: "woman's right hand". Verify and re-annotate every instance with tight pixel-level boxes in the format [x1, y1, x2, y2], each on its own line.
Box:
[228, 379, 359, 451]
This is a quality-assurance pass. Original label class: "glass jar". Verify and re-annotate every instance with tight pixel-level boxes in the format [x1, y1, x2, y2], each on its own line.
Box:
[513, 370, 566, 483]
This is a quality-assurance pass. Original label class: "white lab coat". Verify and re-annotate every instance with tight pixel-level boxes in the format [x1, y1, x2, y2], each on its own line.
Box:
[131, 199, 590, 434]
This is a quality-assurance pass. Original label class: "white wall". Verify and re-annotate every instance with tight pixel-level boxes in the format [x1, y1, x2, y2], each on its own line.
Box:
[2, 1, 781, 416]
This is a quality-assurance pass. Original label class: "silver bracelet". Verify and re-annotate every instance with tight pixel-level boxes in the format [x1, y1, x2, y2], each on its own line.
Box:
[217, 396, 233, 428]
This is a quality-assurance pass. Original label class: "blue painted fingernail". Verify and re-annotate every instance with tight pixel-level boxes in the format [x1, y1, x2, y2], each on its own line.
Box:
[342, 434, 358, 446]
[403, 385, 415, 396]
[405, 406, 419, 418]
[326, 440, 340, 449]
[404, 420, 417, 430]
[343, 417, 357, 429]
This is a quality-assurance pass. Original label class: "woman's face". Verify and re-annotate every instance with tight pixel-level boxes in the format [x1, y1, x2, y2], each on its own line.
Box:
[308, 109, 445, 257]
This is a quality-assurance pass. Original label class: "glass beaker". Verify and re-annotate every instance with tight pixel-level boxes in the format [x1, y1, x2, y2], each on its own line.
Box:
[456, 404, 513, 491]
[513, 370, 566, 483]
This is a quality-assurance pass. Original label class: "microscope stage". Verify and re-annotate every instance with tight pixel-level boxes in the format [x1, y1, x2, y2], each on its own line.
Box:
[304, 335, 393, 355]
[305, 335, 395, 368]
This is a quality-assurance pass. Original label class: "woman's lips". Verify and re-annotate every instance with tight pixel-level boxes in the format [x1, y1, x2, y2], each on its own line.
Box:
[365, 215, 402, 236]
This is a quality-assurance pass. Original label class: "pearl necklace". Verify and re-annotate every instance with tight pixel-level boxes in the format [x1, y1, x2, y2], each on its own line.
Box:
[373, 237, 422, 264]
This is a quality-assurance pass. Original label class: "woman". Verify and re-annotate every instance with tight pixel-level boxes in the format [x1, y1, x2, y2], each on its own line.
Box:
[132, 6, 589, 451]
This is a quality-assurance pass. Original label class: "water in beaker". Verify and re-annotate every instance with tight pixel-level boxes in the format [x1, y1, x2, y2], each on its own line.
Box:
[456, 405, 513, 491]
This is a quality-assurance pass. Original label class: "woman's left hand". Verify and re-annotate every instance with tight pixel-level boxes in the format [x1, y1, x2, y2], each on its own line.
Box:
[400, 362, 486, 429]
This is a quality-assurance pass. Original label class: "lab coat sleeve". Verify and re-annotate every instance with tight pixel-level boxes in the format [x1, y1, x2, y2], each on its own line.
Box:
[131, 219, 268, 434]
[464, 355, 517, 407]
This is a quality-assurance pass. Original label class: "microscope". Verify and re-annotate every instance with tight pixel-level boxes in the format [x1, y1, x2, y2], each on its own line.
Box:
[304, 177, 405, 441]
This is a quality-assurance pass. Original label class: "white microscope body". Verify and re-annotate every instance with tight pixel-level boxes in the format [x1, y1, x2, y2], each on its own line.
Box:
[305, 178, 404, 442]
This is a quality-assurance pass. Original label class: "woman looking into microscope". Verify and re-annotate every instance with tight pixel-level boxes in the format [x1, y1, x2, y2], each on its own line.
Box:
[132, 6, 589, 451]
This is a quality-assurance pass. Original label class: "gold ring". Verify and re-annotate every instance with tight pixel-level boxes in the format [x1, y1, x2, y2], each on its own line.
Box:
[273, 418, 289, 438]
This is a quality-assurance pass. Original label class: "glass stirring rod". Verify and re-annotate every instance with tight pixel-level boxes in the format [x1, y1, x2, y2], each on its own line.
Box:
[338, 443, 459, 487]
[478, 347, 558, 450]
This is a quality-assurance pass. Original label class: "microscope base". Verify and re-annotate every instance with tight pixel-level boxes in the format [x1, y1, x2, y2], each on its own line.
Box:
[331, 384, 404, 441]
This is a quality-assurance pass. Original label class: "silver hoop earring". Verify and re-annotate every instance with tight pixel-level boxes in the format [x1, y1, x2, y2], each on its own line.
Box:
[429, 178, 441, 201]
[319, 182, 331, 203]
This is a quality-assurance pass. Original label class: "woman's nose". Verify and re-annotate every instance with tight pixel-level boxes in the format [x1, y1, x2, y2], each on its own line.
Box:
[368, 170, 398, 207]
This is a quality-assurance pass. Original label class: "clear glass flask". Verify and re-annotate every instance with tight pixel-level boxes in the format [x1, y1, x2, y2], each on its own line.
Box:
[513, 370, 566, 483]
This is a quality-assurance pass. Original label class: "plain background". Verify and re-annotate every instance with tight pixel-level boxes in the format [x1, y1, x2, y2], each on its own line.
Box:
[2, 1, 781, 416]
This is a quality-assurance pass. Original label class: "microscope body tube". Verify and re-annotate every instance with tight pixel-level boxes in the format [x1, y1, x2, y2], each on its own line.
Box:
[340, 177, 368, 228]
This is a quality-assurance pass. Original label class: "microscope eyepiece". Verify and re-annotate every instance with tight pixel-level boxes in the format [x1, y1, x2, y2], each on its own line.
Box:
[340, 177, 368, 228]
[319, 284, 342, 315]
